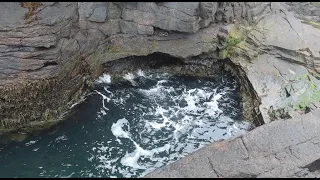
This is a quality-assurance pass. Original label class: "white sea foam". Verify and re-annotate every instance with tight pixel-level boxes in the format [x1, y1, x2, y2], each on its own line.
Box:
[111, 118, 131, 139]
[136, 69, 145, 77]
[25, 140, 38, 146]
[88, 71, 251, 177]
[123, 72, 135, 80]
[109, 117, 174, 170]
[55, 135, 68, 142]
[97, 74, 112, 84]
[123, 72, 137, 86]
[95, 90, 110, 111]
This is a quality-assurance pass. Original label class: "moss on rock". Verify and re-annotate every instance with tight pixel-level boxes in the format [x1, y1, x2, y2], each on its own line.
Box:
[20, 2, 41, 24]
[302, 20, 320, 30]
[293, 73, 320, 111]
[219, 26, 246, 59]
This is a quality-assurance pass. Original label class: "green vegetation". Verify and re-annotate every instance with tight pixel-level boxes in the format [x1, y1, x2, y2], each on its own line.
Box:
[151, 40, 157, 49]
[220, 29, 244, 59]
[312, 2, 320, 8]
[20, 2, 41, 24]
[42, 109, 52, 122]
[293, 73, 320, 110]
[106, 46, 122, 54]
[222, 49, 229, 59]
[301, 20, 320, 30]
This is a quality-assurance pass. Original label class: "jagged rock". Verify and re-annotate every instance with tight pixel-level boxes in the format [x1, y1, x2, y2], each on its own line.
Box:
[79, 28, 104, 55]
[92, 24, 218, 65]
[119, 20, 138, 34]
[60, 21, 72, 38]
[78, 2, 106, 21]
[152, 3, 201, 33]
[0, 35, 57, 48]
[233, 2, 243, 22]
[244, 54, 315, 123]
[137, 24, 154, 35]
[114, 2, 138, 10]
[107, 2, 121, 19]
[1, 4, 320, 175]
[122, 9, 155, 26]
[199, 2, 217, 28]
[76, 2, 254, 34]
[145, 109, 320, 178]
[99, 19, 120, 36]
[37, 2, 77, 26]
[74, 31, 87, 49]
[60, 38, 80, 60]
[159, 2, 200, 16]
[286, 2, 320, 23]
[88, 6, 107, 22]
[224, 3, 234, 23]
[0, 2, 28, 27]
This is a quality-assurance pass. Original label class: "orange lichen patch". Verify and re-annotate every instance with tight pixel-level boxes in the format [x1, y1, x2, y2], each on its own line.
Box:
[20, 2, 41, 23]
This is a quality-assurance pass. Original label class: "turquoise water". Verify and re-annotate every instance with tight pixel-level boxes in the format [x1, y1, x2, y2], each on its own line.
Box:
[0, 71, 251, 178]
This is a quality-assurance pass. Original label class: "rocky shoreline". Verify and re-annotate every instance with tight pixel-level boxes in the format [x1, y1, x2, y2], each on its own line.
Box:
[1, 2, 320, 177]
[144, 109, 320, 178]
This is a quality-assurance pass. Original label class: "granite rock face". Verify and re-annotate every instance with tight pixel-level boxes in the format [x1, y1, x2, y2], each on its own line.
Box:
[0, 2, 79, 86]
[216, 2, 320, 123]
[0, 2, 259, 137]
[144, 109, 320, 178]
[0, 2, 259, 87]
[0, 2, 320, 159]
[1, 1, 320, 178]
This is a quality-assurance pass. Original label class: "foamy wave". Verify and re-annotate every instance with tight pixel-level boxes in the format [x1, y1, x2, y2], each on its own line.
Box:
[110, 118, 172, 170]
[88, 71, 251, 177]
[96, 74, 112, 84]
[136, 69, 145, 77]
[111, 118, 131, 139]
[95, 90, 110, 111]
[123, 72, 137, 86]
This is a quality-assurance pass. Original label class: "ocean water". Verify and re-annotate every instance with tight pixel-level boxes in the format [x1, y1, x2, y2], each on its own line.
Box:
[0, 70, 251, 178]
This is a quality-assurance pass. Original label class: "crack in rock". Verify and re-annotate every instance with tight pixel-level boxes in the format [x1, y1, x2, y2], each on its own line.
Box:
[207, 157, 223, 178]
[240, 136, 250, 160]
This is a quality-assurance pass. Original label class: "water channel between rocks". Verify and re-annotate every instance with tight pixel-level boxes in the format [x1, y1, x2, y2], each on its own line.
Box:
[0, 69, 252, 178]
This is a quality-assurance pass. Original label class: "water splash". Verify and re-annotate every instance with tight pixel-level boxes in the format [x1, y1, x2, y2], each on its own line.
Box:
[91, 71, 250, 177]
[96, 74, 112, 84]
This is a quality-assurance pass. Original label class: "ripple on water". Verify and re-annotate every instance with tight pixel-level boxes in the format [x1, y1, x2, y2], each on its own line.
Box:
[0, 70, 251, 178]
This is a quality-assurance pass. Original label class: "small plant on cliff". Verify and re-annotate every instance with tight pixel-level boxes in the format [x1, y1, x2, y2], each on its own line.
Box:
[312, 2, 320, 8]
[20, 2, 41, 24]
[294, 73, 320, 111]
[221, 30, 244, 59]
[301, 20, 320, 30]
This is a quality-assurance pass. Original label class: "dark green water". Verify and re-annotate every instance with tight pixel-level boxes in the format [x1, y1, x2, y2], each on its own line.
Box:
[0, 71, 251, 178]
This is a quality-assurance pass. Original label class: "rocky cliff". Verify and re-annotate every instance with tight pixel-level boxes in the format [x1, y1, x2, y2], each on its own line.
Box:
[1, 2, 320, 138]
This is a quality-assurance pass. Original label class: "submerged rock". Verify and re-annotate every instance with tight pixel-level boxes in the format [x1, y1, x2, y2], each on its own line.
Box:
[10, 133, 27, 142]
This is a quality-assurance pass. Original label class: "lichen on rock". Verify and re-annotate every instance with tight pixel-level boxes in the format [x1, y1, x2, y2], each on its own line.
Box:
[20, 2, 41, 24]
